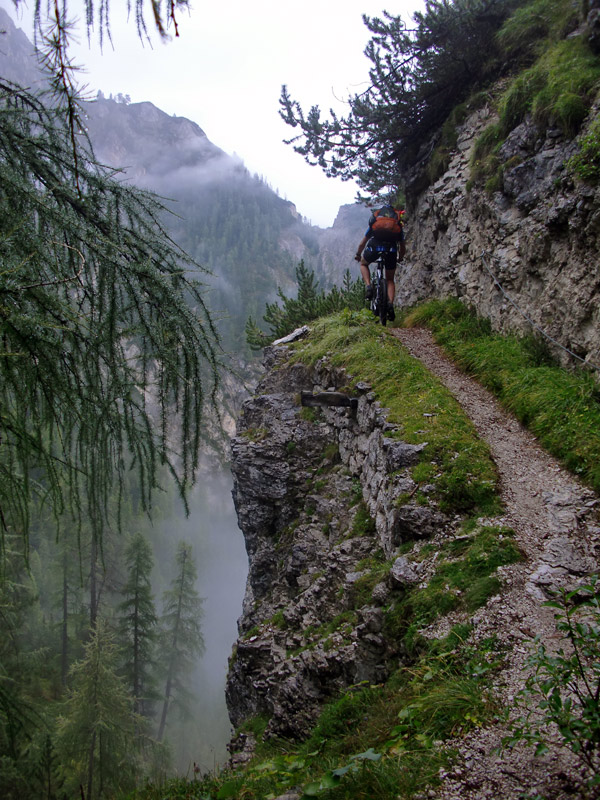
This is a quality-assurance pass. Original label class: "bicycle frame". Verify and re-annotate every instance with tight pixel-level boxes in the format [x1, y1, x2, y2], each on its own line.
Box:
[370, 256, 388, 327]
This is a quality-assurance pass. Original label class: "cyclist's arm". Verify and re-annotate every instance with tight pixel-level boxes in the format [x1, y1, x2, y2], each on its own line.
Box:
[355, 234, 369, 261]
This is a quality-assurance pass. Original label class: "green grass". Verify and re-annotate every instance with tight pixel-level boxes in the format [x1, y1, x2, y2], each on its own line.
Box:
[350, 502, 376, 537]
[384, 524, 522, 652]
[347, 556, 391, 609]
[130, 630, 501, 800]
[470, 9, 600, 189]
[290, 310, 500, 516]
[496, 0, 580, 66]
[502, 37, 600, 135]
[404, 298, 600, 493]
[568, 113, 600, 182]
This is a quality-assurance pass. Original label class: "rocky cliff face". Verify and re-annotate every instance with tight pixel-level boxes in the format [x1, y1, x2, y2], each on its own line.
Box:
[83, 97, 229, 188]
[0, 8, 40, 88]
[313, 203, 369, 286]
[226, 340, 453, 750]
[398, 103, 600, 370]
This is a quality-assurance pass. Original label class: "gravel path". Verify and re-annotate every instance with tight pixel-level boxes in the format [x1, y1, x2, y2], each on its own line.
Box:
[391, 327, 600, 800]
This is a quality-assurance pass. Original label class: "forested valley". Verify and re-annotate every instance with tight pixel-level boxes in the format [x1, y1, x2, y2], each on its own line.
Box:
[0, 2, 364, 792]
[0, 2, 263, 795]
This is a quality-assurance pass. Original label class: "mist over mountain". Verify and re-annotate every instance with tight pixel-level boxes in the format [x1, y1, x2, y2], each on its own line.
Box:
[0, 6, 365, 353]
[81, 96, 368, 349]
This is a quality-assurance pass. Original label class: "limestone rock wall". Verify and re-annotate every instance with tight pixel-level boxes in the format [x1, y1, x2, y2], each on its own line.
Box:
[226, 344, 454, 744]
[398, 104, 600, 370]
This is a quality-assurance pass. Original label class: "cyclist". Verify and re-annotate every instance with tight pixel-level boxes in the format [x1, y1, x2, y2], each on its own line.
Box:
[354, 205, 406, 321]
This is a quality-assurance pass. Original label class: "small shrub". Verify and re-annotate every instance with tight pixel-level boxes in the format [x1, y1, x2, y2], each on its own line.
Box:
[322, 443, 340, 461]
[271, 610, 287, 630]
[349, 561, 390, 609]
[241, 426, 269, 442]
[505, 577, 600, 794]
[348, 478, 363, 506]
[300, 406, 320, 423]
[569, 115, 600, 182]
[351, 502, 376, 537]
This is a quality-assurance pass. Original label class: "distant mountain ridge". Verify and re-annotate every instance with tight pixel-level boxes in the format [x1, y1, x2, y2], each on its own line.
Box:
[85, 95, 227, 182]
[0, 7, 366, 351]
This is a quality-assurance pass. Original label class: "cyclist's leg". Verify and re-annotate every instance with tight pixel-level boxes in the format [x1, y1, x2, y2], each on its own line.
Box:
[361, 245, 377, 298]
[377, 263, 387, 324]
[360, 260, 371, 286]
[384, 251, 397, 302]
[384, 252, 397, 321]
[385, 269, 396, 303]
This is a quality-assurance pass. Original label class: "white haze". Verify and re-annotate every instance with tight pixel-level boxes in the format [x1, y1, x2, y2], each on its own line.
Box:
[2, 0, 426, 772]
[150, 469, 248, 772]
[4, 0, 426, 227]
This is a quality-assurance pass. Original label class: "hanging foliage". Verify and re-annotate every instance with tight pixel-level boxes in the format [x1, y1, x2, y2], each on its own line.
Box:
[0, 79, 221, 553]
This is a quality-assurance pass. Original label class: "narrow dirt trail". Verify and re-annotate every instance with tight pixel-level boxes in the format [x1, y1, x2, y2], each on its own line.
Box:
[391, 327, 600, 800]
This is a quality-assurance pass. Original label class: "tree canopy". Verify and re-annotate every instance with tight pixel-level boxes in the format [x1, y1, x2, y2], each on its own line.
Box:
[280, 0, 523, 197]
[245, 262, 365, 350]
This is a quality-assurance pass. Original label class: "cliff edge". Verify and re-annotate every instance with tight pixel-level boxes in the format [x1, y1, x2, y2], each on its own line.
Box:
[225, 319, 599, 798]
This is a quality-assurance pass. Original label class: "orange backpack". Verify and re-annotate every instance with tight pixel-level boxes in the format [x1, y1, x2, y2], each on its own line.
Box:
[369, 206, 405, 241]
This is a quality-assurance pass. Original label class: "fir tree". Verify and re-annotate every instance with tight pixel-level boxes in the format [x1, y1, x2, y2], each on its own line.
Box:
[279, 0, 522, 195]
[57, 620, 140, 799]
[118, 533, 158, 718]
[156, 542, 204, 742]
[245, 263, 365, 348]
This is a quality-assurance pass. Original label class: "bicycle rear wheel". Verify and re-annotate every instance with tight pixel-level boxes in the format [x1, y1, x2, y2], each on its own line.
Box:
[377, 267, 387, 327]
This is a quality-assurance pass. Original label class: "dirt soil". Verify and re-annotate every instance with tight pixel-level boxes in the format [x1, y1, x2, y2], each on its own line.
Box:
[391, 327, 600, 800]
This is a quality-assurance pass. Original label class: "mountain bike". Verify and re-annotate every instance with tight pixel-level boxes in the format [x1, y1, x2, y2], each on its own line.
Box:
[370, 255, 389, 327]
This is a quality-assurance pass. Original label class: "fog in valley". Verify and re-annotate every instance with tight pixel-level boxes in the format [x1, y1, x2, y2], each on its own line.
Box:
[149, 469, 249, 773]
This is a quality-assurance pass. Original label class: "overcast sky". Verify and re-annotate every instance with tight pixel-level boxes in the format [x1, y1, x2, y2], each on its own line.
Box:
[6, 0, 424, 227]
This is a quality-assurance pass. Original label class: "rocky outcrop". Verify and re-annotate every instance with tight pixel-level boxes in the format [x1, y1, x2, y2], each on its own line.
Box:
[399, 103, 600, 370]
[226, 342, 455, 743]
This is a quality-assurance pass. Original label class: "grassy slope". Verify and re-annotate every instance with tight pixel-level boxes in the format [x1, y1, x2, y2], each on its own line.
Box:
[128, 309, 528, 800]
[468, 0, 600, 190]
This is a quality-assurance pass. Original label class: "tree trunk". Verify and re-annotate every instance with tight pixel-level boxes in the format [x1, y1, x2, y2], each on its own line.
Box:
[156, 670, 173, 743]
[90, 535, 98, 631]
[133, 580, 140, 715]
[86, 729, 96, 800]
[157, 550, 187, 741]
[61, 552, 69, 686]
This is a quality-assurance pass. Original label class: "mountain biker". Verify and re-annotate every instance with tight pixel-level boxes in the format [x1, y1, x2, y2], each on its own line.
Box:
[354, 205, 406, 321]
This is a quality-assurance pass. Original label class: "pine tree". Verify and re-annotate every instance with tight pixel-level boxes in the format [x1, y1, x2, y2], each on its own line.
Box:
[245, 263, 366, 348]
[118, 533, 158, 718]
[57, 620, 140, 799]
[279, 0, 522, 195]
[156, 542, 204, 742]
